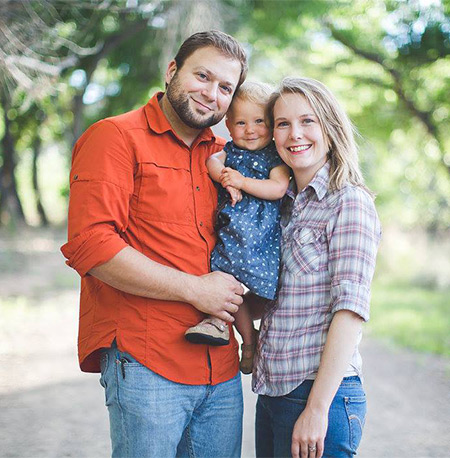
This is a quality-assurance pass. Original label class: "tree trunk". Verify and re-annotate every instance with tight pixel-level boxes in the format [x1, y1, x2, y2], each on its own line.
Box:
[31, 132, 49, 226]
[0, 91, 27, 227]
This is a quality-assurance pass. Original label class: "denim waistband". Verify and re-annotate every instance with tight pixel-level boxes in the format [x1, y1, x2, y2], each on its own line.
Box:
[339, 376, 362, 387]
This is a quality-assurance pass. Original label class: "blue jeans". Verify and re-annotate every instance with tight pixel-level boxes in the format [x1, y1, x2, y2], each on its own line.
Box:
[255, 376, 366, 458]
[100, 344, 243, 458]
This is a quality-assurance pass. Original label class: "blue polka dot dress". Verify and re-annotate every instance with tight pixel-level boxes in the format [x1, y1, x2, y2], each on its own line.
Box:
[210, 141, 284, 300]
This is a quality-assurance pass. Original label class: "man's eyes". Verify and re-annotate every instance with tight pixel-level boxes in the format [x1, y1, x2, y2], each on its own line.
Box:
[220, 85, 232, 94]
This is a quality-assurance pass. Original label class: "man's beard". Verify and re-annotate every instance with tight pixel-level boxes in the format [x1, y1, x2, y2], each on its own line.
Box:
[166, 73, 223, 129]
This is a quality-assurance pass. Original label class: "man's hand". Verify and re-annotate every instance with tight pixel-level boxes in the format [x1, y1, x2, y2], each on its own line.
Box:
[226, 185, 243, 207]
[189, 271, 244, 322]
[220, 167, 246, 190]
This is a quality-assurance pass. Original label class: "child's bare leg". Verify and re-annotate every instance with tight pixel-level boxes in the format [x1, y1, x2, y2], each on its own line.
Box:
[234, 298, 258, 374]
[233, 298, 257, 346]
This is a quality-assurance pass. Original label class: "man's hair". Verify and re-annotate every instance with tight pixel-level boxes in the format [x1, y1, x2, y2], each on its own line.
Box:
[174, 30, 248, 89]
[267, 77, 370, 193]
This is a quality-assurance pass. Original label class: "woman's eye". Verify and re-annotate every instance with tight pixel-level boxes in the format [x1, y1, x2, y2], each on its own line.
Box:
[198, 73, 207, 80]
[276, 121, 288, 128]
[303, 118, 314, 124]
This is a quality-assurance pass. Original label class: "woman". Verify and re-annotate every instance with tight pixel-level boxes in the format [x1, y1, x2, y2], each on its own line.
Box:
[252, 77, 381, 458]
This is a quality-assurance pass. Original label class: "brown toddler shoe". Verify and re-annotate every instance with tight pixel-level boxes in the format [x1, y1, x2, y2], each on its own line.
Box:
[185, 317, 229, 346]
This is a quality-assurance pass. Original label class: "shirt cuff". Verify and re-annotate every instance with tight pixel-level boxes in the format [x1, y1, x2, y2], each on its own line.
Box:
[61, 226, 128, 277]
[330, 281, 371, 322]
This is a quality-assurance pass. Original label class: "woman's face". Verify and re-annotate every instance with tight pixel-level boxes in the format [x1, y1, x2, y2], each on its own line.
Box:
[273, 93, 328, 188]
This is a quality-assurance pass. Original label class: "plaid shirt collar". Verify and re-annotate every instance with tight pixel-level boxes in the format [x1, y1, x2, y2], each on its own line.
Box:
[286, 161, 331, 202]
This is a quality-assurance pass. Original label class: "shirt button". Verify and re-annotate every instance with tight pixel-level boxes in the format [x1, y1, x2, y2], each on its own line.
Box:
[199, 221, 203, 227]
[73, 174, 78, 180]
[196, 186, 200, 191]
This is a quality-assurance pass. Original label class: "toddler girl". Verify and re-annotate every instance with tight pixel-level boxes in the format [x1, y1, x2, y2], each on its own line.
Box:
[185, 82, 290, 373]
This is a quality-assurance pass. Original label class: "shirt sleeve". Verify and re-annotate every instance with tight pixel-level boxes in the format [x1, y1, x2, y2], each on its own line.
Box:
[60, 120, 135, 277]
[328, 187, 382, 321]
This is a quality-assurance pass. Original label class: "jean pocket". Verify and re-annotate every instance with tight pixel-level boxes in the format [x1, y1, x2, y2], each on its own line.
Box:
[344, 396, 366, 453]
[282, 395, 308, 405]
[99, 351, 109, 389]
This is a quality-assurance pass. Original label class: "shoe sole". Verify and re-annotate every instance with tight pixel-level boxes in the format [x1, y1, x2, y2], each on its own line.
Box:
[185, 332, 229, 346]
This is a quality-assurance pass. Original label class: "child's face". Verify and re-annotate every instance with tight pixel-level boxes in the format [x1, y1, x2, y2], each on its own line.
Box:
[225, 98, 272, 151]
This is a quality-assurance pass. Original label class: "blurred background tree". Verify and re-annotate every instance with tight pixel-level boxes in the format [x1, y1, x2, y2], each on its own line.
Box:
[0, 0, 448, 354]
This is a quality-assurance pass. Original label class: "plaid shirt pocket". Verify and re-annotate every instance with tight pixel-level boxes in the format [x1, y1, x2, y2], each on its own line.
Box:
[283, 227, 325, 276]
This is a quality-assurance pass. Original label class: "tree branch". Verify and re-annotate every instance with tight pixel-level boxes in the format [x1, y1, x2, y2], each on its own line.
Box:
[326, 22, 449, 175]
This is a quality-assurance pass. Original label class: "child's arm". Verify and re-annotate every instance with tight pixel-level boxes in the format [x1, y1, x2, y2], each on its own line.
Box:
[207, 150, 242, 207]
[220, 164, 290, 201]
[206, 150, 227, 183]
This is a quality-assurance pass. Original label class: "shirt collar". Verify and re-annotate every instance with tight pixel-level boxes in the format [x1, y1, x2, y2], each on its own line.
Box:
[144, 92, 216, 144]
[286, 161, 330, 202]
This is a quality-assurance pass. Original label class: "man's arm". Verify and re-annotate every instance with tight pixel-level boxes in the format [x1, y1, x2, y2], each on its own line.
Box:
[89, 246, 243, 322]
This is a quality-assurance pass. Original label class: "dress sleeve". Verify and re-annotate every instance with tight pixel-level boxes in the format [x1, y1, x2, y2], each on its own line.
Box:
[328, 187, 382, 321]
[60, 120, 134, 277]
[268, 142, 283, 170]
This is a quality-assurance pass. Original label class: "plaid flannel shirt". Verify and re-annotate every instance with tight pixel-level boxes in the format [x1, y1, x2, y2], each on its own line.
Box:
[253, 162, 381, 397]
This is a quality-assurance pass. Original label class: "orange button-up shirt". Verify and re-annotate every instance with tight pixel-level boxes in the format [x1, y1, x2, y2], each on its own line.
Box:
[61, 93, 239, 385]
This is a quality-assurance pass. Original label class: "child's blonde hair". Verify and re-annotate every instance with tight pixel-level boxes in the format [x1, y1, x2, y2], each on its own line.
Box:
[228, 81, 273, 116]
[267, 77, 370, 193]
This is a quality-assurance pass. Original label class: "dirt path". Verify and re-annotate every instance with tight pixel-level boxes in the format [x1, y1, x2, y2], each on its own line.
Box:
[1, 230, 449, 457]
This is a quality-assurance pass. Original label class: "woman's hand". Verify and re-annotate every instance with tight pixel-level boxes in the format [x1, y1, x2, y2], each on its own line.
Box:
[220, 167, 245, 189]
[291, 406, 328, 458]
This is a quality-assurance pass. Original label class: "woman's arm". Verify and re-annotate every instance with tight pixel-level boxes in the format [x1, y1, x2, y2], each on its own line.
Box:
[290, 310, 363, 458]
[220, 163, 290, 200]
[291, 189, 381, 458]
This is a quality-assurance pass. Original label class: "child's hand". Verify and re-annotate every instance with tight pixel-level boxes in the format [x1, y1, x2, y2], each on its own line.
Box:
[226, 186, 242, 207]
[220, 167, 245, 190]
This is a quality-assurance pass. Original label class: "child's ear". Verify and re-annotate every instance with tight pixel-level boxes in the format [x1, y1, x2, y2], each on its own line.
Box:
[225, 117, 231, 130]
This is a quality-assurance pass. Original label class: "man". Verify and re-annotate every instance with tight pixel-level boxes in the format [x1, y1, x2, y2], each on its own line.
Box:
[61, 30, 248, 457]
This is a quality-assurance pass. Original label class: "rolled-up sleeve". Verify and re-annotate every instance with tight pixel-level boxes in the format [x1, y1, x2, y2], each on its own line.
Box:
[61, 120, 134, 277]
[328, 187, 381, 321]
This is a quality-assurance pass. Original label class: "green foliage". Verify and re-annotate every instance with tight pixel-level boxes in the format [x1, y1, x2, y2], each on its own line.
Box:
[0, 0, 449, 232]
[369, 280, 450, 356]
[242, 0, 450, 231]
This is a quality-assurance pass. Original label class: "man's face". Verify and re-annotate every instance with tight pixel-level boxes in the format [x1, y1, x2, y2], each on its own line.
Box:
[165, 46, 242, 129]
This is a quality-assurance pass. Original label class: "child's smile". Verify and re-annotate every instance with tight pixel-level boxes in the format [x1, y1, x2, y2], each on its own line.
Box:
[226, 98, 272, 151]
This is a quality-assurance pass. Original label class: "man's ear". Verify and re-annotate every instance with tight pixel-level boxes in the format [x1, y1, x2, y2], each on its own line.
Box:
[165, 60, 177, 85]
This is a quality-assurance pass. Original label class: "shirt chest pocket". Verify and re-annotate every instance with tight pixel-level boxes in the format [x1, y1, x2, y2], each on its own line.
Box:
[133, 161, 193, 224]
[282, 227, 327, 276]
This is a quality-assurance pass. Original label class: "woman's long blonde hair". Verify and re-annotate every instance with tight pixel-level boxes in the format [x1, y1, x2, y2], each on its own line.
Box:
[267, 77, 369, 193]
